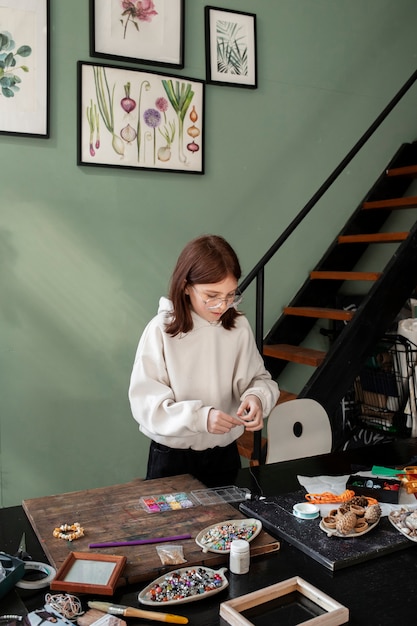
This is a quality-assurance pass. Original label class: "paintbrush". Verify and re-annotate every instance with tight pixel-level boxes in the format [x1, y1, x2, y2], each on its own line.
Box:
[87, 601, 188, 625]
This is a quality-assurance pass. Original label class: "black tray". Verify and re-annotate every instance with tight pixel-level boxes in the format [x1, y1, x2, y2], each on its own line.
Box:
[240, 490, 415, 571]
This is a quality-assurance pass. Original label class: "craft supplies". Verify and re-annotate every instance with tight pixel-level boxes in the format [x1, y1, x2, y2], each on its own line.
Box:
[139, 486, 251, 513]
[45, 593, 84, 620]
[139, 567, 227, 605]
[229, 539, 250, 575]
[156, 545, 187, 566]
[53, 523, 84, 541]
[195, 519, 261, 553]
[87, 601, 188, 625]
[0, 553, 25, 600]
[15, 561, 57, 590]
[139, 492, 196, 513]
[191, 486, 251, 506]
[89, 534, 192, 549]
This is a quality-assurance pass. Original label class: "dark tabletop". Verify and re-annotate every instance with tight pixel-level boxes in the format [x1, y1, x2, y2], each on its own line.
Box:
[2, 438, 417, 625]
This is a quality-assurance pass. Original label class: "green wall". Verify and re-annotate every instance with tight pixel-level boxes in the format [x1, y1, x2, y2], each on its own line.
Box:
[2, 0, 417, 506]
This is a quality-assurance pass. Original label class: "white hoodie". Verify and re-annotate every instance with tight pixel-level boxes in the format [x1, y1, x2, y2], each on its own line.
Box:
[129, 297, 279, 450]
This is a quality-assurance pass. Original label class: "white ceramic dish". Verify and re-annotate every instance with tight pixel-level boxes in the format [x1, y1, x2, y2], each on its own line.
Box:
[293, 503, 320, 519]
[138, 566, 228, 606]
[293, 510, 319, 520]
[195, 518, 262, 554]
[388, 507, 417, 542]
[319, 518, 379, 538]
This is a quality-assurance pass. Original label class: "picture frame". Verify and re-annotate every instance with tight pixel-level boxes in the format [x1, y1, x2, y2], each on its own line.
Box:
[220, 577, 349, 626]
[205, 6, 257, 89]
[0, 0, 50, 137]
[78, 61, 205, 174]
[90, 0, 184, 69]
[50, 552, 127, 596]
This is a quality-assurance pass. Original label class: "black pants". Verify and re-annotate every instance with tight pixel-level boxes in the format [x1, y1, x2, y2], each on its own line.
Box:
[146, 440, 241, 487]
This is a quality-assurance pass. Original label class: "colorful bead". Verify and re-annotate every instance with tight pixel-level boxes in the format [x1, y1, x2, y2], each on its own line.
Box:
[145, 568, 224, 602]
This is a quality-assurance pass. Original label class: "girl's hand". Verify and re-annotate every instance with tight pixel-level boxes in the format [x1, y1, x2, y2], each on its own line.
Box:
[207, 409, 244, 434]
[237, 395, 263, 431]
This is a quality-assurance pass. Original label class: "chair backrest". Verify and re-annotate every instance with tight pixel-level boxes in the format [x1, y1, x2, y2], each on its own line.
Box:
[265, 398, 332, 464]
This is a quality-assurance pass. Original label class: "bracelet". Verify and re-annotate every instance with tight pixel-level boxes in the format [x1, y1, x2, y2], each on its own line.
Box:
[53, 522, 84, 541]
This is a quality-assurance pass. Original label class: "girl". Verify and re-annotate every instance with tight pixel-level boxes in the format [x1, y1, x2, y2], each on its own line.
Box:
[128, 235, 279, 487]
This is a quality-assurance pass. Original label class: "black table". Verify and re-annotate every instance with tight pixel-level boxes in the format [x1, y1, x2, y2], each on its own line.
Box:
[2, 439, 417, 625]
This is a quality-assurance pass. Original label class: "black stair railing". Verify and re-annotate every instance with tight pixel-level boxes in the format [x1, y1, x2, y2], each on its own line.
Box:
[239, 67, 417, 463]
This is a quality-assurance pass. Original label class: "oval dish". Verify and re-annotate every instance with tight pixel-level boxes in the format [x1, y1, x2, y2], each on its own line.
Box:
[319, 518, 379, 538]
[389, 507, 417, 542]
[195, 518, 262, 554]
[138, 566, 228, 606]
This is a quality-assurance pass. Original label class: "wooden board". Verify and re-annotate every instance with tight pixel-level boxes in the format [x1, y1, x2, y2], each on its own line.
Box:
[22, 474, 280, 586]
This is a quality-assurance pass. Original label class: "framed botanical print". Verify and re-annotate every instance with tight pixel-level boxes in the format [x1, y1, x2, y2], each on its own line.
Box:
[90, 0, 184, 69]
[205, 6, 257, 89]
[78, 61, 204, 174]
[0, 0, 50, 136]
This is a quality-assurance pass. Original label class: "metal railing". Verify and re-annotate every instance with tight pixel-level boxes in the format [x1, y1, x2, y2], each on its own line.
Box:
[240, 67, 417, 462]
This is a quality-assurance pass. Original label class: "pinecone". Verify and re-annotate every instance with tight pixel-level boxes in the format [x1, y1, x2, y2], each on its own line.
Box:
[349, 496, 368, 508]
[336, 510, 357, 534]
[364, 503, 381, 524]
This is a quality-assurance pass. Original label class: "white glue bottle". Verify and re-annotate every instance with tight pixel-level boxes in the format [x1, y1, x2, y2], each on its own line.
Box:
[229, 539, 250, 574]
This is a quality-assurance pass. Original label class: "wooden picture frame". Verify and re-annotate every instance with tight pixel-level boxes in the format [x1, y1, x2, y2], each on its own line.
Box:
[205, 6, 257, 89]
[220, 577, 349, 626]
[90, 0, 184, 69]
[0, 0, 50, 137]
[78, 61, 204, 174]
[50, 552, 126, 596]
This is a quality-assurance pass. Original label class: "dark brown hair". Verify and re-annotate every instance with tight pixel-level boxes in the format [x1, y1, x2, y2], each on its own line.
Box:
[166, 234, 242, 336]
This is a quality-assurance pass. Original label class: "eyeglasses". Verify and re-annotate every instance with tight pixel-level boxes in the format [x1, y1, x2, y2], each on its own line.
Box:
[191, 285, 243, 310]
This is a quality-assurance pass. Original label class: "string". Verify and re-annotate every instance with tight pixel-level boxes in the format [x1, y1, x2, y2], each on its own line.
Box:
[45, 593, 84, 621]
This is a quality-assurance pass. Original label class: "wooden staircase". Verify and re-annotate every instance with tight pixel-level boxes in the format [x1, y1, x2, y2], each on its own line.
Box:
[238, 141, 417, 464]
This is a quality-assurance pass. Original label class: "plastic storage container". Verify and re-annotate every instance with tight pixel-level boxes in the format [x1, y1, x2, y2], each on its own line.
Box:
[229, 539, 250, 574]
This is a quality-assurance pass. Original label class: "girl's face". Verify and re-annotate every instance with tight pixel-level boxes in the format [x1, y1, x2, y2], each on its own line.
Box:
[186, 274, 239, 323]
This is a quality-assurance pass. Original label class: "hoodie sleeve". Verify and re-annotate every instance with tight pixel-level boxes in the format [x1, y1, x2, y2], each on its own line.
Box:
[128, 318, 211, 441]
[235, 317, 280, 416]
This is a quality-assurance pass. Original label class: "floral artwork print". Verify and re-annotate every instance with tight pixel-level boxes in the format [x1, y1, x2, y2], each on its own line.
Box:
[80, 63, 203, 173]
[0, 30, 32, 98]
[120, 0, 158, 39]
[92, 0, 183, 68]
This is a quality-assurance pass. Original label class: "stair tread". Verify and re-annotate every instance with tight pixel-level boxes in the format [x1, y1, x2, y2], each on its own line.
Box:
[338, 232, 409, 244]
[284, 306, 355, 321]
[363, 196, 417, 210]
[277, 390, 298, 403]
[310, 270, 381, 280]
[264, 343, 326, 366]
[386, 164, 417, 177]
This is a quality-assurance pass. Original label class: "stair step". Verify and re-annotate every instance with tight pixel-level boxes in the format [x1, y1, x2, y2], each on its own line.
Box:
[283, 306, 355, 321]
[264, 343, 326, 366]
[386, 164, 417, 177]
[338, 232, 409, 244]
[276, 389, 298, 403]
[310, 270, 381, 281]
[363, 196, 417, 210]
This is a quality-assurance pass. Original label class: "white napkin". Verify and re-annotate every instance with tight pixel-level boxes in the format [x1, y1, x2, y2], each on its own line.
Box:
[297, 473, 417, 517]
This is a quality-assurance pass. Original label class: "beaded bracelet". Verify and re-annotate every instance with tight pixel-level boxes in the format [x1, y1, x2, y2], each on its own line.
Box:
[53, 522, 84, 541]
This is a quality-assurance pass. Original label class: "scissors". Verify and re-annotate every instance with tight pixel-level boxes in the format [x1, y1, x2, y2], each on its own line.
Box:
[14, 532, 32, 561]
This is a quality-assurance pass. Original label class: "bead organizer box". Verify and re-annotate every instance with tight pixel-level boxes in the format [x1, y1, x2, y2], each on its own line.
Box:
[139, 486, 251, 513]
[139, 492, 197, 513]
